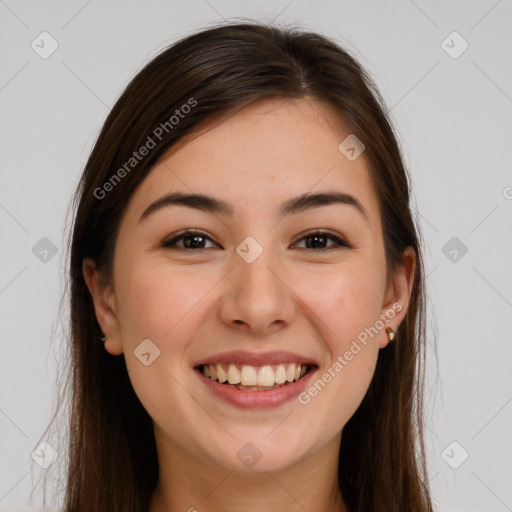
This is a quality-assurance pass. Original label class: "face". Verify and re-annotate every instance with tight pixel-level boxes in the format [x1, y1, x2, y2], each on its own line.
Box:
[84, 97, 414, 473]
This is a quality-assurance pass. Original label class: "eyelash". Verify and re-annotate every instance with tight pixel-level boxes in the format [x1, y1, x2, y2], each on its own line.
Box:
[162, 230, 352, 251]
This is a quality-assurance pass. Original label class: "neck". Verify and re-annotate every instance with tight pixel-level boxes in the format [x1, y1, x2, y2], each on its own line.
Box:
[149, 428, 348, 512]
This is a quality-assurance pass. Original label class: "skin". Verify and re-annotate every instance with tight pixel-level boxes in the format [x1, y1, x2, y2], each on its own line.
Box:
[83, 97, 415, 512]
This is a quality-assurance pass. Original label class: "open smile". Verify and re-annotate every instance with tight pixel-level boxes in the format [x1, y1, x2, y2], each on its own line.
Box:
[193, 351, 318, 409]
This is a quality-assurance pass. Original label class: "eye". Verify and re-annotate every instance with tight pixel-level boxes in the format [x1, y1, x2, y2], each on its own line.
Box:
[162, 230, 219, 250]
[162, 230, 351, 251]
[292, 231, 351, 251]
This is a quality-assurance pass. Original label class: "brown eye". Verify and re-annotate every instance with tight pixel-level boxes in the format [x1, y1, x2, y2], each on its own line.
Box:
[294, 231, 351, 250]
[162, 230, 351, 252]
[162, 231, 219, 250]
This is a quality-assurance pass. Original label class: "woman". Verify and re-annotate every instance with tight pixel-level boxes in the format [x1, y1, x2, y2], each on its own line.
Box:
[45, 21, 433, 512]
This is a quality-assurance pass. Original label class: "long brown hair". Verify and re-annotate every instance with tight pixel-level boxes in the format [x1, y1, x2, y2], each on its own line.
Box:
[37, 20, 434, 512]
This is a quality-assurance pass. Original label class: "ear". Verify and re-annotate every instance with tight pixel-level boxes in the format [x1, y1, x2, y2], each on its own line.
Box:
[82, 258, 123, 355]
[378, 246, 416, 349]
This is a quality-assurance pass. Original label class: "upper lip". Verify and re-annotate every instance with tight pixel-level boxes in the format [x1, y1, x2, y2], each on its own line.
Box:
[192, 350, 318, 368]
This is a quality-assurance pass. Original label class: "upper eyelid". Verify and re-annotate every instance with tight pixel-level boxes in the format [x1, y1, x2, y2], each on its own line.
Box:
[291, 230, 348, 246]
[164, 229, 219, 246]
[162, 230, 219, 250]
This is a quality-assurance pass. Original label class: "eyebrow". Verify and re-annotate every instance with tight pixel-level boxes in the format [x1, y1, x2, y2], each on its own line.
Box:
[138, 190, 369, 223]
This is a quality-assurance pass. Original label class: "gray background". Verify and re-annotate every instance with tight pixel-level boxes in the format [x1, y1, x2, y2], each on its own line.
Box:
[1, 1, 511, 511]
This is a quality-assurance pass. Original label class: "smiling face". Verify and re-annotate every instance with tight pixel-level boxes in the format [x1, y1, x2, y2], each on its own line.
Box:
[84, 97, 414, 474]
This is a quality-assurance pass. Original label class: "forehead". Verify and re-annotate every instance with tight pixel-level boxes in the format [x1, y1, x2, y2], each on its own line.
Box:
[124, 97, 381, 227]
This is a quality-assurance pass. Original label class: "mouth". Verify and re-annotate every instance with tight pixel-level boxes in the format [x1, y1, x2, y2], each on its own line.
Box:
[193, 351, 318, 409]
[197, 362, 314, 391]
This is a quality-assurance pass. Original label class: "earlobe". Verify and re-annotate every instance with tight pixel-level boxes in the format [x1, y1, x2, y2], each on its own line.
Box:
[82, 258, 123, 355]
[379, 246, 416, 349]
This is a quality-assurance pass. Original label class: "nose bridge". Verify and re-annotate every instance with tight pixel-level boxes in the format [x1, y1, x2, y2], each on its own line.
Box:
[220, 235, 295, 333]
[236, 242, 277, 292]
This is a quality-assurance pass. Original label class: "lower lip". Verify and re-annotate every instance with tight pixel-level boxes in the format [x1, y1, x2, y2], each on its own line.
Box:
[195, 367, 317, 409]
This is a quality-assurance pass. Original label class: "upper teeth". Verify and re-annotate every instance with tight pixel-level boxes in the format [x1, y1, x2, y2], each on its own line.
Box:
[202, 363, 307, 386]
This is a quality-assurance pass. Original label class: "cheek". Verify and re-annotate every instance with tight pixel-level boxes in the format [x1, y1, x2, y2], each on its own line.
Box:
[301, 263, 385, 351]
[116, 258, 211, 345]
[115, 261, 212, 433]
[293, 263, 384, 425]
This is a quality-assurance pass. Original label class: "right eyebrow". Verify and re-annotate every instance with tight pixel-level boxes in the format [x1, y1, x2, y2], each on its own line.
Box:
[139, 192, 234, 222]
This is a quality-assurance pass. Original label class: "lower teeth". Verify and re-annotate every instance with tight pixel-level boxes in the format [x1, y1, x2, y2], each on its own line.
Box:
[226, 382, 288, 391]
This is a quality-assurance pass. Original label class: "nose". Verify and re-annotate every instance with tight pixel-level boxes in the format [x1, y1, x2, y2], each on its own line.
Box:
[218, 248, 296, 336]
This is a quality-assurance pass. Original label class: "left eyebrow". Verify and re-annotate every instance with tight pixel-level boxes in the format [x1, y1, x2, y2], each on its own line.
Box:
[279, 191, 369, 222]
[138, 190, 369, 223]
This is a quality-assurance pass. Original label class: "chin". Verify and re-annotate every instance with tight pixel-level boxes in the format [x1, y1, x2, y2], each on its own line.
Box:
[198, 430, 313, 473]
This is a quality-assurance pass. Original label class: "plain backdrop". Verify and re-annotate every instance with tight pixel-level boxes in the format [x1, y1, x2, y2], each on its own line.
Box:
[1, 1, 511, 511]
